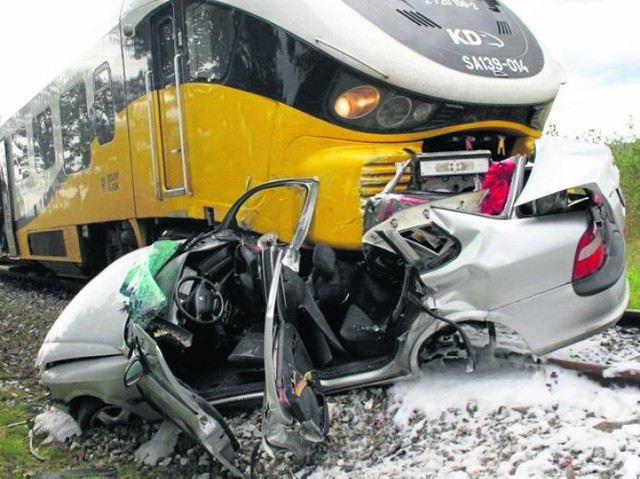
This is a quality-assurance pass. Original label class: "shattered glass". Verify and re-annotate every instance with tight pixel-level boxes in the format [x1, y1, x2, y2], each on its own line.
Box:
[120, 240, 180, 330]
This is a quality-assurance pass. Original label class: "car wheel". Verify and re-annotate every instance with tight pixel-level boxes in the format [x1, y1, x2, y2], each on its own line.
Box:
[76, 397, 129, 432]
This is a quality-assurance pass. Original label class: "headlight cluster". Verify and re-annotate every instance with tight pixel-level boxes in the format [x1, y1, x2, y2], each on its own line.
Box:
[331, 76, 436, 132]
[323, 71, 551, 134]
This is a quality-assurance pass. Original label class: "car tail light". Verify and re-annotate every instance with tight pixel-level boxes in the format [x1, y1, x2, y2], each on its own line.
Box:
[573, 223, 606, 281]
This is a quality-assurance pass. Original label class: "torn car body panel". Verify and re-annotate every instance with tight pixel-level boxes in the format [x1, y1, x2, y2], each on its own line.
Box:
[423, 202, 628, 354]
[423, 207, 588, 312]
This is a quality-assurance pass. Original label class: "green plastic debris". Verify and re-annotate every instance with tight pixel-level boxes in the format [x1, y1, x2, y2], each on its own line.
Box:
[120, 240, 180, 329]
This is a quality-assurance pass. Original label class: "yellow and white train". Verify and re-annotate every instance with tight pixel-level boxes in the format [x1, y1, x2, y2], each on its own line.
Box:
[0, 0, 562, 277]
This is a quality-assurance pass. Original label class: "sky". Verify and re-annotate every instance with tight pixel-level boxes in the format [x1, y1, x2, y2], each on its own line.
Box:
[0, 0, 638, 139]
[506, 0, 640, 139]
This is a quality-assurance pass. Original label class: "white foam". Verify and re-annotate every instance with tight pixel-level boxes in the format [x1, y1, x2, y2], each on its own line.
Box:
[134, 420, 181, 466]
[621, 452, 640, 479]
[32, 407, 81, 444]
[380, 359, 640, 477]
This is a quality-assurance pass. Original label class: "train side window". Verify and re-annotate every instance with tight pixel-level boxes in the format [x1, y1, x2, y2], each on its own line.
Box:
[158, 18, 176, 82]
[33, 108, 56, 172]
[185, 2, 235, 82]
[11, 127, 30, 183]
[93, 63, 116, 145]
[60, 81, 92, 174]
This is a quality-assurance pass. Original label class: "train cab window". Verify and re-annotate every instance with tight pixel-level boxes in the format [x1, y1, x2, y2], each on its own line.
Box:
[158, 18, 176, 82]
[11, 127, 30, 183]
[60, 81, 92, 174]
[93, 63, 116, 145]
[185, 2, 235, 82]
[33, 108, 56, 172]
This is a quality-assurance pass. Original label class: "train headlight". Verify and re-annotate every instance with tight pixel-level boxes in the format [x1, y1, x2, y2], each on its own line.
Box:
[324, 70, 445, 132]
[334, 86, 380, 119]
[377, 96, 412, 127]
[413, 103, 434, 122]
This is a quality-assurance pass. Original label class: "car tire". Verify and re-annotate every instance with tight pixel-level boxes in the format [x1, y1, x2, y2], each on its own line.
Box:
[76, 397, 129, 432]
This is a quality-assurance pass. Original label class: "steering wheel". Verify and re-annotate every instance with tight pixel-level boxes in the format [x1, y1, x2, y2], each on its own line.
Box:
[173, 275, 226, 324]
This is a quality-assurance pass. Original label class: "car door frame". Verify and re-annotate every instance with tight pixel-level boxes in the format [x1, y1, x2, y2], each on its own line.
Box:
[126, 178, 319, 471]
[253, 180, 329, 456]
[211, 177, 325, 456]
[129, 324, 242, 476]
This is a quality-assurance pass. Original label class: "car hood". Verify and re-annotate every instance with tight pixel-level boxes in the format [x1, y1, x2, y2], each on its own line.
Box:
[37, 248, 149, 366]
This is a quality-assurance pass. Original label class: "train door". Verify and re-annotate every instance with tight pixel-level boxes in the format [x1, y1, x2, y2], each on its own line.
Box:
[0, 138, 18, 255]
[151, 4, 191, 198]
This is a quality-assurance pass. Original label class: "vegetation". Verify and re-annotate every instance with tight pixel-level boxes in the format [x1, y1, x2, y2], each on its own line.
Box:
[0, 383, 147, 478]
[611, 140, 640, 309]
[0, 386, 78, 478]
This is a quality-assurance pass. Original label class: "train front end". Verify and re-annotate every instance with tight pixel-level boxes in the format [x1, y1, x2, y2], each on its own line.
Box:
[232, 0, 564, 248]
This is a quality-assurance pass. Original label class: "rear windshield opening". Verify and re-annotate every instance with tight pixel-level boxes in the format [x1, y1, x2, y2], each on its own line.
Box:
[517, 187, 592, 218]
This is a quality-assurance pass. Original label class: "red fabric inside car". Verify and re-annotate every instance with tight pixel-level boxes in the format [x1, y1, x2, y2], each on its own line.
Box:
[481, 159, 516, 215]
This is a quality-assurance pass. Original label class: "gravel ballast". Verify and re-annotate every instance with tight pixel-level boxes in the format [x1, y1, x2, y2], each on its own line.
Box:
[2, 277, 640, 477]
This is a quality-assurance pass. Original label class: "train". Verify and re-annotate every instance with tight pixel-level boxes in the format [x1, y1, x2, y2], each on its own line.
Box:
[0, 0, 563, 278]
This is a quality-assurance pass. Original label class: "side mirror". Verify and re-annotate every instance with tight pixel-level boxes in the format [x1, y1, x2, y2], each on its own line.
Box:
[124, 357, 144, 388]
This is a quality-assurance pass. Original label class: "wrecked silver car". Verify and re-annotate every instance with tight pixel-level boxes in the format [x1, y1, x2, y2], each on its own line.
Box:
[36, 137, 628, 475]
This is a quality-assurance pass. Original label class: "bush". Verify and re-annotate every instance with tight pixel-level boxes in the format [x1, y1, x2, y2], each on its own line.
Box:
[611, 140, 640, 308]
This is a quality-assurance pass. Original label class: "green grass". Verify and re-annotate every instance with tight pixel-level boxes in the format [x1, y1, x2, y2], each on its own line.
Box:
[0, 407, 30, 464]
[626, 237, 640, 309]
[611, 140, 640, 309]
[0, 387, 134, 479]
[0, 387, 70, 478]
[0, 385, 170, 478]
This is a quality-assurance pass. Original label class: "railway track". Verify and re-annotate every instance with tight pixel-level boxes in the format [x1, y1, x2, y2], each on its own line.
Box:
[546, 356, 640, 382]
[546, 309, 640, 386]
[0, 259, 85, 292]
